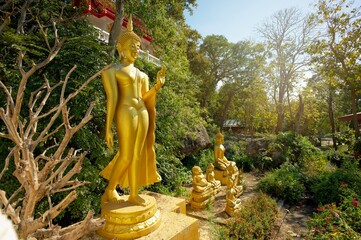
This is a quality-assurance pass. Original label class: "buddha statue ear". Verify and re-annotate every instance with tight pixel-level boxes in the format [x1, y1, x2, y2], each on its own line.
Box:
[116, 43, 123, 58]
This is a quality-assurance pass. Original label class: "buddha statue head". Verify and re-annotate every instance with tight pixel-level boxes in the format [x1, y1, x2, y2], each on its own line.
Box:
[192, 166, 202, 175]
[215, 130, 224, 144]
[117, 15, 141, 58]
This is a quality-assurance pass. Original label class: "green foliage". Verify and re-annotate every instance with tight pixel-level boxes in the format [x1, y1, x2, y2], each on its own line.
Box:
[310, 160, 361, 205]
[257, 163, 306, 204]
[306, 187, 361, 239]
[218, 192, 278, 240]
[183, 149, 214, 171]
[147, 144, 191, 195]
[270, 132, 328, 174]
[227, 144, 255, 172]
[325, 147, 354, 168]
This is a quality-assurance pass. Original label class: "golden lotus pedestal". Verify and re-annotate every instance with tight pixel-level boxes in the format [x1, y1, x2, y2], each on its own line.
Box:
[97, 194, 161, 239]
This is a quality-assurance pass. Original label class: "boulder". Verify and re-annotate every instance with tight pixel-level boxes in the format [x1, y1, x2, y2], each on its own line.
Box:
[181, 124, 211, 156]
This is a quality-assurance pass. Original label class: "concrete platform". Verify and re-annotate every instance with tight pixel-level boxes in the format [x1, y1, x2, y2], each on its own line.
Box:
[139, 211, 199, 240]
[140, 191, 199, 240]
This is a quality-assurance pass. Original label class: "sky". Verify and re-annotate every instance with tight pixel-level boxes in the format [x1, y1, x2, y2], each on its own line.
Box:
[184, 0, 317, 43]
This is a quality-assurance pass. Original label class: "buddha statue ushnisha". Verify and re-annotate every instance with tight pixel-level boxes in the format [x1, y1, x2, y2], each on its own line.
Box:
[100, 15, 165, 206]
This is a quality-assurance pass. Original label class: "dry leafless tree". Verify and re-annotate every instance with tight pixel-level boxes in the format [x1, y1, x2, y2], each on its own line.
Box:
[0, 19, 110, 239]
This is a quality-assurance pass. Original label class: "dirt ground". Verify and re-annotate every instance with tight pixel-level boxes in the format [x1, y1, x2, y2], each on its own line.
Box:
[183, 172, 315, 240]
[81, 171, 315, 240]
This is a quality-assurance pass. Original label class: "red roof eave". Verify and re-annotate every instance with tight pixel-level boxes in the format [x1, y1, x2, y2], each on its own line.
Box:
[338, 112, 361, 122]
[83, 0, 116, 20]
[74, 0, 152, 42]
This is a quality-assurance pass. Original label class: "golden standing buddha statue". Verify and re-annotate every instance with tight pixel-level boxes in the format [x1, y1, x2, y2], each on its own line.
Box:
[100, 16, 164, 206]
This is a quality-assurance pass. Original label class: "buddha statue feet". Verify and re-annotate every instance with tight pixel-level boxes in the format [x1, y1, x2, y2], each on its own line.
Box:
[128, 194, 149, 206]
[102, 189, 124, 204]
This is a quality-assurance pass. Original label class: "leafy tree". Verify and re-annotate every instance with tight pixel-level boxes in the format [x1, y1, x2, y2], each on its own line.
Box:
[193, 35, 238, 110]
[308, 0, 361, 137]
[258, 7, 314, 133]
[214, 40, 267, 131]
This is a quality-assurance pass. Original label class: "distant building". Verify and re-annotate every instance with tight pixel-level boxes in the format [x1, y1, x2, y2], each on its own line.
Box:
[338, 112, 361, 128]
[223, 119, 245, 133]
[73, 0, 162, 66]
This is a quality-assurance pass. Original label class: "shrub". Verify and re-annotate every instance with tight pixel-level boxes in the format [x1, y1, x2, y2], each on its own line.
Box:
[147, 144, 191, 195]
[306, 187, 361, 239]
[257, 163, 306, 204]
[310, 160, 361, 205]
[183, 148, 214, 171]
[221, 192, 278, 240]
[271, 132, 327, 174]
[326, 148, 355, 168]
[227, 144, 254, 172]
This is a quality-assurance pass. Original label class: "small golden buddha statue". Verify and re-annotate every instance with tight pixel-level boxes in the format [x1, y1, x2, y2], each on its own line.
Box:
[226, 163, 243, 198]
[191, 166, 211, 193]
[225, 178, 241, 216]
[190, 166, 216, 210]
[100, 15, 164, 206]
[206, 163, 221, 190]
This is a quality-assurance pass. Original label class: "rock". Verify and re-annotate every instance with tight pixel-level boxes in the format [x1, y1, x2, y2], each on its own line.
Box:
[245, 138, 270, 156]
[181, 124, 211, 156]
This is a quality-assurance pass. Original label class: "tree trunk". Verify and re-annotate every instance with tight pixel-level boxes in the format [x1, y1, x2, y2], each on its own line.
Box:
[328, 87, 337, 149]
[351, 88, 360, 138]
[294, 95, 304, 134]
[276, 74, 286, 133]
[108, 0, 124, 56]
[276, 103, 284, 133]
[220, 92, 235, 130]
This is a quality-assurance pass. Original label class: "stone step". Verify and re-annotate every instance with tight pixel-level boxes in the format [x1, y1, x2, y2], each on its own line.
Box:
[140, 191, 199, 240]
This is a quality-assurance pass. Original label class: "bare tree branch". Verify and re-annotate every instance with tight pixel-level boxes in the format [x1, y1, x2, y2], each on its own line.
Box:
[0, 80, 14, 111]
[0, 190, 20, 224]
[0, 147, 14, 181]
[26, 190, 78, 237]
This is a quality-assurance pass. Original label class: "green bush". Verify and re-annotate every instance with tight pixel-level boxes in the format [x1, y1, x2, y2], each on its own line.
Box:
[227, 144, 254, 172]
[310, 160, 361, 205]
[272, 132, 327, 174]
[326, 148, 355, 168]
[183, 148, 214, 171]
[219, 192, 278, 239]
[257, 163, 306, 204]
[306, 187, 361, 239]
[146, 144, 191, 195]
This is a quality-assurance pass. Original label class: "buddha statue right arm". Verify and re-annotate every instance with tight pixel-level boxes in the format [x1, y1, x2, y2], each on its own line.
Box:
[142, 67, 166, 101]
[102, 67, 118, 152]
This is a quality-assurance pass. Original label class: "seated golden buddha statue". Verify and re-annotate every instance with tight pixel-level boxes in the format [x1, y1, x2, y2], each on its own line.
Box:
[225, 178, 241, 216]
[226, 164, 243, 198]
[191, 166, 211, 193]
[206, 163, 221, 191]
[100, 15, 165, 206]
[214, 130, 236, 171]
[190, 166, 215, 210]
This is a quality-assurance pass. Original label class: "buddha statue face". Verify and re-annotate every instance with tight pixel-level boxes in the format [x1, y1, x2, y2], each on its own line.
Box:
[192, 166, 202, 175]
[216, 132, 224, 144]
[118, 38, 141, 62]
[116, 15, 141, 62]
